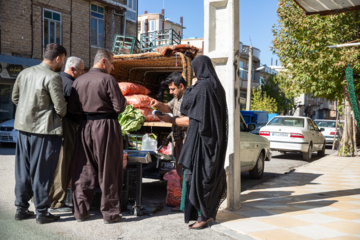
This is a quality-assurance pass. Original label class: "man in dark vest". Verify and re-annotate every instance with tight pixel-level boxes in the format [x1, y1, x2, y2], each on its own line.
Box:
[49, 56, 85, 212]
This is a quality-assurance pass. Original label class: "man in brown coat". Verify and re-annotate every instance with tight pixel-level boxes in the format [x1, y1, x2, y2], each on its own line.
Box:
[69, 49, 126, 224]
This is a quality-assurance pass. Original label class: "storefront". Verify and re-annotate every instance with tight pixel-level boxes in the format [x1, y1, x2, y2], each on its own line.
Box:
[0, 55, 41, 122]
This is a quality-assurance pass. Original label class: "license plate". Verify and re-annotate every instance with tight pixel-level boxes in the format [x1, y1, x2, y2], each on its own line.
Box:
[0, 132, 10, 136]
[272, 132, 288, 137]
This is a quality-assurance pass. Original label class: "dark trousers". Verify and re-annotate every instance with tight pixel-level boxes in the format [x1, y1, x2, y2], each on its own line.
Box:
[49, 118, 77, 208]
[72, 119, 123, 221]
[15, 131, 61, 216]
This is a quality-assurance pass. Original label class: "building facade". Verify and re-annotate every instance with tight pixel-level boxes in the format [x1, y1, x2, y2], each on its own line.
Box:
[239, 42, 261, 102]
[137, 10, 184, 40]
[0, 0, 138, 122]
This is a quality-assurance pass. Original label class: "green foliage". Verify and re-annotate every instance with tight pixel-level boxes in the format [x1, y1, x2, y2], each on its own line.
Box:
[118, 105, 145, 136]
[251, 87, 278, 113]
[272, 0, 360, 101]
[261, 75, 294, 114]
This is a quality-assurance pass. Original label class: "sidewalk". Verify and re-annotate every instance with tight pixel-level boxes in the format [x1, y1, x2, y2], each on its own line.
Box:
[213, 153, 360, 240]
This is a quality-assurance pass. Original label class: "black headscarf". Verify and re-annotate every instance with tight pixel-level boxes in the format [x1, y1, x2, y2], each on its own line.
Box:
[179, 55, 228, 221]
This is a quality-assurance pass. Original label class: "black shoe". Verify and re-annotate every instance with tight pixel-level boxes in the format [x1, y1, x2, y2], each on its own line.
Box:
[103, 214, 122, 224]
[15, 210, 35, 221]
[49, 205, 73, 213]
[76, 213, 90, 222]
[36, 213, 60, 224]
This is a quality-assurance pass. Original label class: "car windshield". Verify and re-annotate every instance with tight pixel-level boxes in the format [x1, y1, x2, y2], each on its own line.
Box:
[268, 117, 304, 127]
[314, 121, 336, 128]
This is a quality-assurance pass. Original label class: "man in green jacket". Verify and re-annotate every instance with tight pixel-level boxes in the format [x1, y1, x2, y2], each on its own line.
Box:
[12, 43, 67, 224]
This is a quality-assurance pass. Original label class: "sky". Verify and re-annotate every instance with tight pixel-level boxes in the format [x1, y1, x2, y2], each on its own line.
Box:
[138, 0, 280, 66]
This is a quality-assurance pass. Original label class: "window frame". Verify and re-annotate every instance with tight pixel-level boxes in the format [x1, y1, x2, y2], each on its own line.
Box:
[126, 0, 137, 22]
[90, 4, 105, 48]
[43, 8, 62, 50]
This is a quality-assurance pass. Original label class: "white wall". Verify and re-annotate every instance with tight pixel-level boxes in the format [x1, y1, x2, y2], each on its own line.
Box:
[204, 0, 241, 210]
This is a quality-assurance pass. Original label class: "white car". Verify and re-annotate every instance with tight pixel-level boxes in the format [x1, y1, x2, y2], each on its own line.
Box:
[240, 115, 271, 179]
[314, 119, 342, 144]
[0, 119, 18, 144]
[259, 116, 325, 161]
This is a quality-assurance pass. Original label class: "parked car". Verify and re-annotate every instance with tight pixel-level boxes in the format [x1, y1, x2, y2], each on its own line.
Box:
[240, 114, 271, 179]
[313, 119, 342, 144]
[259, 116, 325, 161]
[0, 119, 18, 144]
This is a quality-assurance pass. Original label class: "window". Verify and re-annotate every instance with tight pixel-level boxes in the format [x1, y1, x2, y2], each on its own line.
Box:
[91, 4, 104, 48]
[126, 0, 137, 22]
[43, 9, 61, 48]
[149, 20, 155, 31]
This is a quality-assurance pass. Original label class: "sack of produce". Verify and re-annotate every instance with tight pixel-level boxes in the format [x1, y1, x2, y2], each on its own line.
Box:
[125, 94, 154, 108]
[163, 170, 181, 207]
[119, 82, 150, 96]
[138, 107, 160, 122]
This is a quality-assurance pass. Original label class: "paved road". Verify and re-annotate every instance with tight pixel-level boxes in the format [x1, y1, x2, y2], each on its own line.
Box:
[0, 143, 333, 240]
[241, 146, 333, 191]
[0, 144, 234, 240]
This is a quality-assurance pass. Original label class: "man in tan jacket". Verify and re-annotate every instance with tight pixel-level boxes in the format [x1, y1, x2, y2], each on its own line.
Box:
[12, 43, 67, 224]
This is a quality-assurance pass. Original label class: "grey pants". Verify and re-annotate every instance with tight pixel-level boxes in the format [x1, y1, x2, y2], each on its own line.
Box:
[15, 131, 61, 216]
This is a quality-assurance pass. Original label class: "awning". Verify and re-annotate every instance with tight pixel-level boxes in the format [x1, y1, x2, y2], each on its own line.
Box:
[0, 55, 41, 79]
[0, 55, 41, 67]
[293, 0, 360, 15]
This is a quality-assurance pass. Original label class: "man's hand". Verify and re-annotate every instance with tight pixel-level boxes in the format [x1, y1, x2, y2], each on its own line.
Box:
[150, 99, 171, 113]
[158, 114, 173, 123]
[150, 99, 161, 109]
[158, 115, 189, 127]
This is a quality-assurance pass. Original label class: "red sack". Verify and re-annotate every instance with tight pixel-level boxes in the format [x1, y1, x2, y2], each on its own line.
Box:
[119, 82, 150, 96]
[163, 170, 181, 207]
[138, 107, 160, 122]
[125, 94, 153, 108]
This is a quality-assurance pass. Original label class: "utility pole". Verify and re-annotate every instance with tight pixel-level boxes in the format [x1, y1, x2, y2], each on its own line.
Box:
[246, 46, 253, 110]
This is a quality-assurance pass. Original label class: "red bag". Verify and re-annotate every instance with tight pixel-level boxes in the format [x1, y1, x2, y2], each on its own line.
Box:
[138, 107, 160, 122]
[163, 170, 182, 207]
[125, 94, 153, 108]
[159, 141, 173, 155]
[119, 82, 150, 96]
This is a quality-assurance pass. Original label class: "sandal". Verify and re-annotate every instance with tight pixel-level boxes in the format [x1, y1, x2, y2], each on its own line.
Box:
[189, 220, 208, 230]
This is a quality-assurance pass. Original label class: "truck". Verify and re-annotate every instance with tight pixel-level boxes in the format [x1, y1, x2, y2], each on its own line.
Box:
[240, 110, 269, 135]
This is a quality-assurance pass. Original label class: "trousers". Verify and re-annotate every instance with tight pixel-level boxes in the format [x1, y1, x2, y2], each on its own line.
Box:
[15, 131, 61, 216]
[49, 118, 78, 208]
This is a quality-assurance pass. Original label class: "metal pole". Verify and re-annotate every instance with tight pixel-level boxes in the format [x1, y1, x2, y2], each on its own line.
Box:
[246, 46, 253, 110]
[328, 42, 360, 48]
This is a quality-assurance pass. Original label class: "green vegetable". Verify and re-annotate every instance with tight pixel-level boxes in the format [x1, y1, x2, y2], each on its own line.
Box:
[118, 105, 145, 136]
[148, 133, 157, 140]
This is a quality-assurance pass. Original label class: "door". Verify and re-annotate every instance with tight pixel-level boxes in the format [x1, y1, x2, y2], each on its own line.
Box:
[307, 118, 323, 150]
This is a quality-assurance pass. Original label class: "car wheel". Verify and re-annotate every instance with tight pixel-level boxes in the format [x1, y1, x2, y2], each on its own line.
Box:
[317, 141, 325, 157]
[302, 144, 312, 161]
[249, 151, 264, 179]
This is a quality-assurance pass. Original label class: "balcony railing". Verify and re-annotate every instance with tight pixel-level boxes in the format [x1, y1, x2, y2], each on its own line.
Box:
[240, 44, 261, 61]
[112, 35, 141, 54]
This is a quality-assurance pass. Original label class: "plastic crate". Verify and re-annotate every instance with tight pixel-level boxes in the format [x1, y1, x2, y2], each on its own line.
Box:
[124, 134, 143, 150]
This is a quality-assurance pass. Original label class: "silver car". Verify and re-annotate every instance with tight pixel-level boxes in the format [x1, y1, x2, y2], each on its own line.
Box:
[240, 115, 271, 179]
[0, 119, 18, 144]
[314, 119, 343, 144]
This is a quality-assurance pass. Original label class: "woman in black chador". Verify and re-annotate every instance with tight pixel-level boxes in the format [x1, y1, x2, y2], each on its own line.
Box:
[179, 55, 228, 230]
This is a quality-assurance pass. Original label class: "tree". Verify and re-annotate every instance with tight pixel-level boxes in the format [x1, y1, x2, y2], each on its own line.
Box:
[272, 0, 360, 156]
[251, 87, 278, 113]
[261, 75, 294, 114]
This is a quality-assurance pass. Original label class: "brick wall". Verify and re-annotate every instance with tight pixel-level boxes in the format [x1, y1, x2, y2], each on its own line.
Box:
[126, 21, 137, 37]
[1, 0, 137, 68]
[0, 0, 32, 58]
